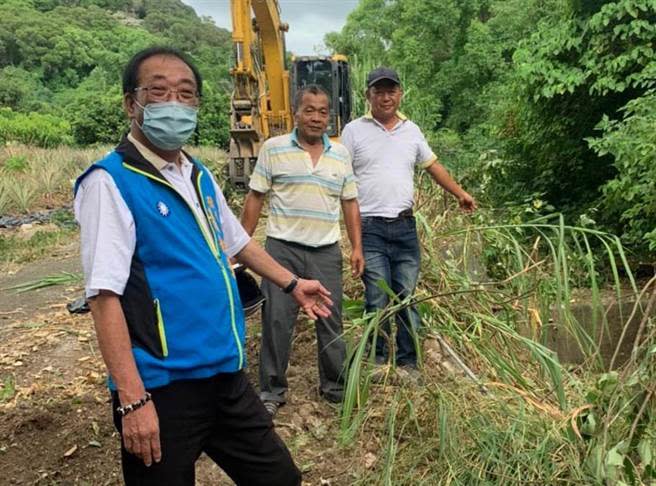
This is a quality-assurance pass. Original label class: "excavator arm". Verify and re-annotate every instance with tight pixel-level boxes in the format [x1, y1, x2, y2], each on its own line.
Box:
[228, 0, 352, 188]
[229, 0, 292, 186]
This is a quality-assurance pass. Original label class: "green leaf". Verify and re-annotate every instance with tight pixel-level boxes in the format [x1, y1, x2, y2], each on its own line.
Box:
[606, 448, 624, 467]
[638, 439, 653, 467]
[581, 412, 597, 436]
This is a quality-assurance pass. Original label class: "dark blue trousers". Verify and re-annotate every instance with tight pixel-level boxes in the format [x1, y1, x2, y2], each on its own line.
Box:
[361, 215, 421, 367]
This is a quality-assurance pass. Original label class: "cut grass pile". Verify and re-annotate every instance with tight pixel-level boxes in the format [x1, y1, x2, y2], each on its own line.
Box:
[339, 176, 655, 485]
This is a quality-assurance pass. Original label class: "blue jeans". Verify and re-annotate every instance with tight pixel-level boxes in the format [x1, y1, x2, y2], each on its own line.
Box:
[361, 216, 421, 367]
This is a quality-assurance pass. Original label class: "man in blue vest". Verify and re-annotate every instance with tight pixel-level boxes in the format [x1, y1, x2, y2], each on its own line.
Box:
[74, 47, 331, 486]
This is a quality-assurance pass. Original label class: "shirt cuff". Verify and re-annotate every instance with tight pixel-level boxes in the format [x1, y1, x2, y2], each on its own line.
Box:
[85, 280, 126, 299]
[224, 235, 251, 258]
[419, 156, 437, 170]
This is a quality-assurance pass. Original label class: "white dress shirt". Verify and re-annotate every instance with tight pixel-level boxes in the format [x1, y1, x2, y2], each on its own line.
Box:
[74, 134, 250, 298]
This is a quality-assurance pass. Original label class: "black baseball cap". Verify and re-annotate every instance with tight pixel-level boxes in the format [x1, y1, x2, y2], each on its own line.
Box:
[366, 67, 401, 87]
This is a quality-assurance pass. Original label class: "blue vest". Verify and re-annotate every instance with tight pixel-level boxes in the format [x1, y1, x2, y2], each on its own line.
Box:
[75, 139, 245, 389]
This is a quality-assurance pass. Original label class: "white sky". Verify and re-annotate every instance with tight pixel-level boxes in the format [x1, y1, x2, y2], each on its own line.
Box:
[182, 0, 359, 55]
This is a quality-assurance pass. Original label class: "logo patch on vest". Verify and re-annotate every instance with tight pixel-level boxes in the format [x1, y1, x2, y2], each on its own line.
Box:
[157, 201, 170, 217]
[207, 212, 220, 234]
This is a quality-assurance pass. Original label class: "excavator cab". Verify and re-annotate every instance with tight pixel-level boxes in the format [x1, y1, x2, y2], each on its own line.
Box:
[290, 55, 352, 137]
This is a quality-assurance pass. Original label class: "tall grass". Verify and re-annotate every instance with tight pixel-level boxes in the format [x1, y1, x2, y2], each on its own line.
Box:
[0, 144, 228, 215]
[0, 182, 11, 215]
[8, 183, 38, 213]
[339, 177, 654, 484]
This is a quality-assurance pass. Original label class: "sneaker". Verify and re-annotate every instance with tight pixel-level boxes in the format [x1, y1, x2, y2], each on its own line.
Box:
[397, 366, 424, 386]
[263, 400, 280, 418]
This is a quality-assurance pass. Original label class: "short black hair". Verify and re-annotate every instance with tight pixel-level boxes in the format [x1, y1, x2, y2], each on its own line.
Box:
[294, 84, 330, 113]
[122, 46, 203, 96]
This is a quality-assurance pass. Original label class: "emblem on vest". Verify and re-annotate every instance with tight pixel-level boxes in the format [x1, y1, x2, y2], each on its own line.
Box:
[206, 195, 215, 209]
[207, 212, 220, 233]
[157, 201, 170, 217]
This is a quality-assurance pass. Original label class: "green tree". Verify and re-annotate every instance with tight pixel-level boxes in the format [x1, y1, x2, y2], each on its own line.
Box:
[326, 0, 656, 255]
[496, 0, 656, 245]
[588, 90, 656, 252]
[194, 83, 230, 149]
[69, 85, 126, 145]
[0, 0, 232, 147]
[0, 67, 44, 111]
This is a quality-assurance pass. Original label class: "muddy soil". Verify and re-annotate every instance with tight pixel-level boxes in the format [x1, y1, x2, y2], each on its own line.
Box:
[0, 237, 369, 485]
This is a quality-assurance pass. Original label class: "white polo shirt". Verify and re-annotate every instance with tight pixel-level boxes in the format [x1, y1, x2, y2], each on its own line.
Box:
[341, 112, 436, 218]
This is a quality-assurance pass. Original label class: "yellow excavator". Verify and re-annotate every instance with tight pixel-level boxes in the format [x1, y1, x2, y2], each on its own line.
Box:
[228, 0, 352, 186]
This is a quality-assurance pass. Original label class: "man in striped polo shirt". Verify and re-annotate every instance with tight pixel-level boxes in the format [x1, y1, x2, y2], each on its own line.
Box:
[241, 84, 364, 416]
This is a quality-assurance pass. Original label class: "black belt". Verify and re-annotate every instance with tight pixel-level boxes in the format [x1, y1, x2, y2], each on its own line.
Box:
[364, 208, 413, 222]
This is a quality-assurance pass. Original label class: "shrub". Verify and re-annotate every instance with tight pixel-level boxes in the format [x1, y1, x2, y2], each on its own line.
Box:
[0, 108, 73, 148]
[69, 88, 127, 145]
[589, 91, 656, 254]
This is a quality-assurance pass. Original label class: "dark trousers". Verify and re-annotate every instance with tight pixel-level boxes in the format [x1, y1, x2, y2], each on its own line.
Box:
[361, 216, 421, 367]
[259, 237, 346, 404]
[112, 370, 301, 486]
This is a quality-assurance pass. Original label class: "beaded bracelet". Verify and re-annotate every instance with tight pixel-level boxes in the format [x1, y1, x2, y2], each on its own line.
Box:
[116, 392, 152, 417]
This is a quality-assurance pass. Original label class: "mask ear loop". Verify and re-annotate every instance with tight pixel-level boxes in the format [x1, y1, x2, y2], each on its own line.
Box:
[133, 99, 147, 132]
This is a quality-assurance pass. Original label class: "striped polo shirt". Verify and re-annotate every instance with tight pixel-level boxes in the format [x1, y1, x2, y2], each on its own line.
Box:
[341, 112, 437, 218]
[249, 129, 357, 247]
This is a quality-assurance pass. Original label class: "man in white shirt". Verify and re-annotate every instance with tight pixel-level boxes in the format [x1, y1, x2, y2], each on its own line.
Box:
[74, 46, 332, 486]
[341, 67, 476, 375]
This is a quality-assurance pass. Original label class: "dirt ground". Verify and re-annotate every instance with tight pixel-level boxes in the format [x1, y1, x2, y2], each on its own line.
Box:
[0, 233, 371, 485]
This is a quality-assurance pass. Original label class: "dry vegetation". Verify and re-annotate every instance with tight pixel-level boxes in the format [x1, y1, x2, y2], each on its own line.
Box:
[0, 144, 229, 215]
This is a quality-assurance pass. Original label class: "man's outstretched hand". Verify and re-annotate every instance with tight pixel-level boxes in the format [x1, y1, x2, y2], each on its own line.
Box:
[291, 279, 333, 320]
[458, 191, 477, 212]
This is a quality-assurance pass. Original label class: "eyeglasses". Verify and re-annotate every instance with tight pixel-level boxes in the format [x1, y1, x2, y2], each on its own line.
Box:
[134, 86, 200, 105]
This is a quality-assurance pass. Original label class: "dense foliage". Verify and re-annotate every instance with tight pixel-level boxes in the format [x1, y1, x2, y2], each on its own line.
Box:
[1, 0, 653, 255]
[0, 0, 232, 148]
[327, 0, 656, 258]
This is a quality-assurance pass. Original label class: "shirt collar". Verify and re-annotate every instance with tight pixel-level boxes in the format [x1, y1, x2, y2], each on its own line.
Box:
[364, 111, 407, 132]
[364, 111, 407, 121]
[127, 132, 191, 170]
[290, 128, 332, 152]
